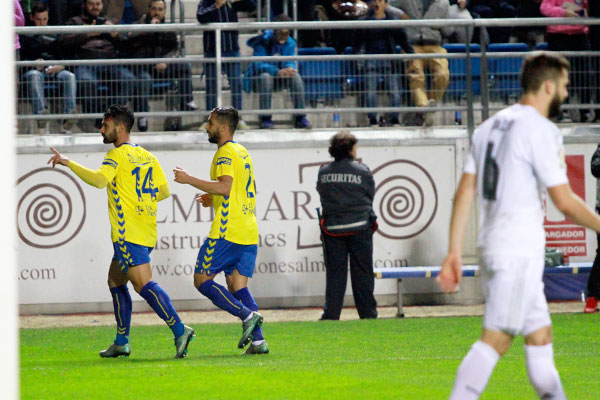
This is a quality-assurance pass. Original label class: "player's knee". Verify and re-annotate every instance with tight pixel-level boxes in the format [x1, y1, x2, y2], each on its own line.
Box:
[525, 325, 553, 346]
[226, 281, 235, 293]
[481, 329, 512, 355]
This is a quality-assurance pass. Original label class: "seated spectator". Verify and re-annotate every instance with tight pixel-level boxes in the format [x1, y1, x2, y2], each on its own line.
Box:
[244, 14, 312, 129]
[319, 0, 370, 53]
[47, 0, 83, 25]
[15, 0, 25, 58]
[20, 2, 77, 132]
[353, 0, 414, 127]
[397, 0, 450, 126]
[513, 0, 544, 49]
[126, 0, 197, 131]
[590, 0, 599, 121]
[104, 0, 152, 23]
[63, 0, 138, 128]
[468, 0, 516, 43]
[444, 0, 474, 44]
[541, 0, 593, 122]
[197, 0, 256, 130]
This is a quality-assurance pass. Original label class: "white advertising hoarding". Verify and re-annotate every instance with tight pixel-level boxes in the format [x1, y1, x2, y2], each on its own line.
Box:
[17, 144, 456, 306]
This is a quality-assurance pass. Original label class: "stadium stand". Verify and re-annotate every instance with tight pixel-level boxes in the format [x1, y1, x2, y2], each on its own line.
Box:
[15, 11, 600, 133]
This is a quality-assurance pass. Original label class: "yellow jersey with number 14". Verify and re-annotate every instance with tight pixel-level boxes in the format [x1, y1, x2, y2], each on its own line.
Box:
[97, 143, 167, 247]
[208, 141, 258, 245]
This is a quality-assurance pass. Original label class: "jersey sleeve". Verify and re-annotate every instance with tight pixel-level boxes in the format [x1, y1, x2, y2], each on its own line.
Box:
[152, 156, 168, 187]
[97, 148, 121, 182]
[463, 132, 478, 175]
[213, 146, 235, 179]
[529, 126, 568, 188]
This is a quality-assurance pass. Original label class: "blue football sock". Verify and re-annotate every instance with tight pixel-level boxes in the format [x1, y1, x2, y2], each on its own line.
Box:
[198, 280, 251, 320]
[139, 281, 184, 338]
[233, 287, 264, 341]
[110, 286, 132, 345]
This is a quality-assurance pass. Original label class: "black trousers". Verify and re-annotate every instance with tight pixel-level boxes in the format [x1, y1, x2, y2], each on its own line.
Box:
[321, 229, 377, 319]
[588, 221, 600, 298]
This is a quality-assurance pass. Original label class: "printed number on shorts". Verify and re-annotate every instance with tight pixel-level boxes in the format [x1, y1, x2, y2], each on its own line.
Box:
[132, 166, 158, 201]
[244, 163, 255, 199]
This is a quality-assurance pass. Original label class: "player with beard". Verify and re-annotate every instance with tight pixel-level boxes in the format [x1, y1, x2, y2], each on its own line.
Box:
[47, 105, 194, 359]
[438, 52, 600, 400]
[173, 106, 268, 354]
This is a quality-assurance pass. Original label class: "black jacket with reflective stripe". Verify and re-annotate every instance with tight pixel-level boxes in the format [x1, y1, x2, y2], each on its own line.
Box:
[317, 158, 377, 234]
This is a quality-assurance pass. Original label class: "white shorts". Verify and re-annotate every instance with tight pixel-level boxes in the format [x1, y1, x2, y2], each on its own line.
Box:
[479, 253, 551, 337]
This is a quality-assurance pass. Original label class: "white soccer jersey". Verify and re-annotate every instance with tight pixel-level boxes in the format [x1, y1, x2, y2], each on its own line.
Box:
[464, 104, 568, 256]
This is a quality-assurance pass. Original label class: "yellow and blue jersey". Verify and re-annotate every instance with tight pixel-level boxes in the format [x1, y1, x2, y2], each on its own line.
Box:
[208, 141, 258, 245]
[98, 143, 167, 247]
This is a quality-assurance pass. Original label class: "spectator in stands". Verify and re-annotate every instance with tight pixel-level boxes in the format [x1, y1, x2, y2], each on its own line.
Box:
[63, 0, 138, 128]
[396, 0, 450, 126]
[353, 0, 414, 127]
[317, 131, 378, 321]
[15, 0, 25, 58]
[468, 0, 517, 43]
[590, 0, 600, 122]
[444, 0, 474, 44]
[513, 0, 544, 49]
[197, 0, 256, 130]
[376, 0, 409, 19]
[20, 2, 77, 132]
[46, 0, 83, 25]
[584, 144, 600, 313]
[19, 0, 31, 19]
[104, 0, 153, 23]
[127, 0, 197, 131]
[244, 14, 312, 129]
[541, 0, 593, 122]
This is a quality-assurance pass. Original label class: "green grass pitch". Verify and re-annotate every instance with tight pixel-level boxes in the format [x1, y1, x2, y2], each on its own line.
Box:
[21, 313, 599, 399]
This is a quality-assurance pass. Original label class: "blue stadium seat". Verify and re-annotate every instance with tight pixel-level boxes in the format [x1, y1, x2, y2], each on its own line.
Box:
[298, 47, 343, 103]
[443, 43, 481, 100]
[535, 42, 548, 51]
[487, 42, 529, 101]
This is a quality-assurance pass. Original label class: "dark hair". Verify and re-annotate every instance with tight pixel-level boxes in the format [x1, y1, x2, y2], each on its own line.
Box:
[211, 106, 239, 133]
[274, 14, 292, 23]
[30, 2, 48, 15]
[149, 0, 166, 6]
[329, 130, 357, 161]
[104, 104, 134, 132]
[521, 52, 570, 94]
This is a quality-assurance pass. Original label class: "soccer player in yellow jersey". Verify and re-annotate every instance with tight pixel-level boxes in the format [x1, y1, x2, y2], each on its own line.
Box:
[173, 106, 268, 354]
[48, 105, 194, 359]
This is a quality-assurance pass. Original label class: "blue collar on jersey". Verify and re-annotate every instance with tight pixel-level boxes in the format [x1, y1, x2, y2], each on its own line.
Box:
[219, 140, 236, 147]
[117, 142, 139, 148]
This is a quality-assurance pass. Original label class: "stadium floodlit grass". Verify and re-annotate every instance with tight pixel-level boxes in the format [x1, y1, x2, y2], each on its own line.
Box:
[21, 313, 599, 399]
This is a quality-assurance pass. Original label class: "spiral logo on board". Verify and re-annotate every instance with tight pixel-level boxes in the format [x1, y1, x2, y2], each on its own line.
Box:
[372, 160, 438, 239]
[17, 167, 86, 249]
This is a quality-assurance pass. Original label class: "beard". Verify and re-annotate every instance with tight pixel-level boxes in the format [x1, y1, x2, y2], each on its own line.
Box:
[207, 130, 220, 144]
[102, 129, 117, 144]
[547, 91, 564, 121]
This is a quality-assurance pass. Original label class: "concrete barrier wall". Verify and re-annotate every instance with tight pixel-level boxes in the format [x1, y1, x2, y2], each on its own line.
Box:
[16, 125, 600, 314]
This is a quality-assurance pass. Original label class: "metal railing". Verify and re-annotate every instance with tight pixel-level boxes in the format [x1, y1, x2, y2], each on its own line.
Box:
[14, 17, 600, 133]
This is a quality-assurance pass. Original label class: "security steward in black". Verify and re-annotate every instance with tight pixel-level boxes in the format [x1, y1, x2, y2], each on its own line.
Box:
[317, 131, 378, 320]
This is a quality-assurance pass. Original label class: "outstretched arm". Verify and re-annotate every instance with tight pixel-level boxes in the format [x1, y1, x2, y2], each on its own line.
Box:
[437, 172, 476, 293]
[48, 146, 109, 188]
[548, 184, 600, 232]
[172, 166, 232, 197]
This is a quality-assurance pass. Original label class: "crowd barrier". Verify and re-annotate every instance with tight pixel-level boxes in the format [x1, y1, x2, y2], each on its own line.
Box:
[15, 18, 600, 133]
